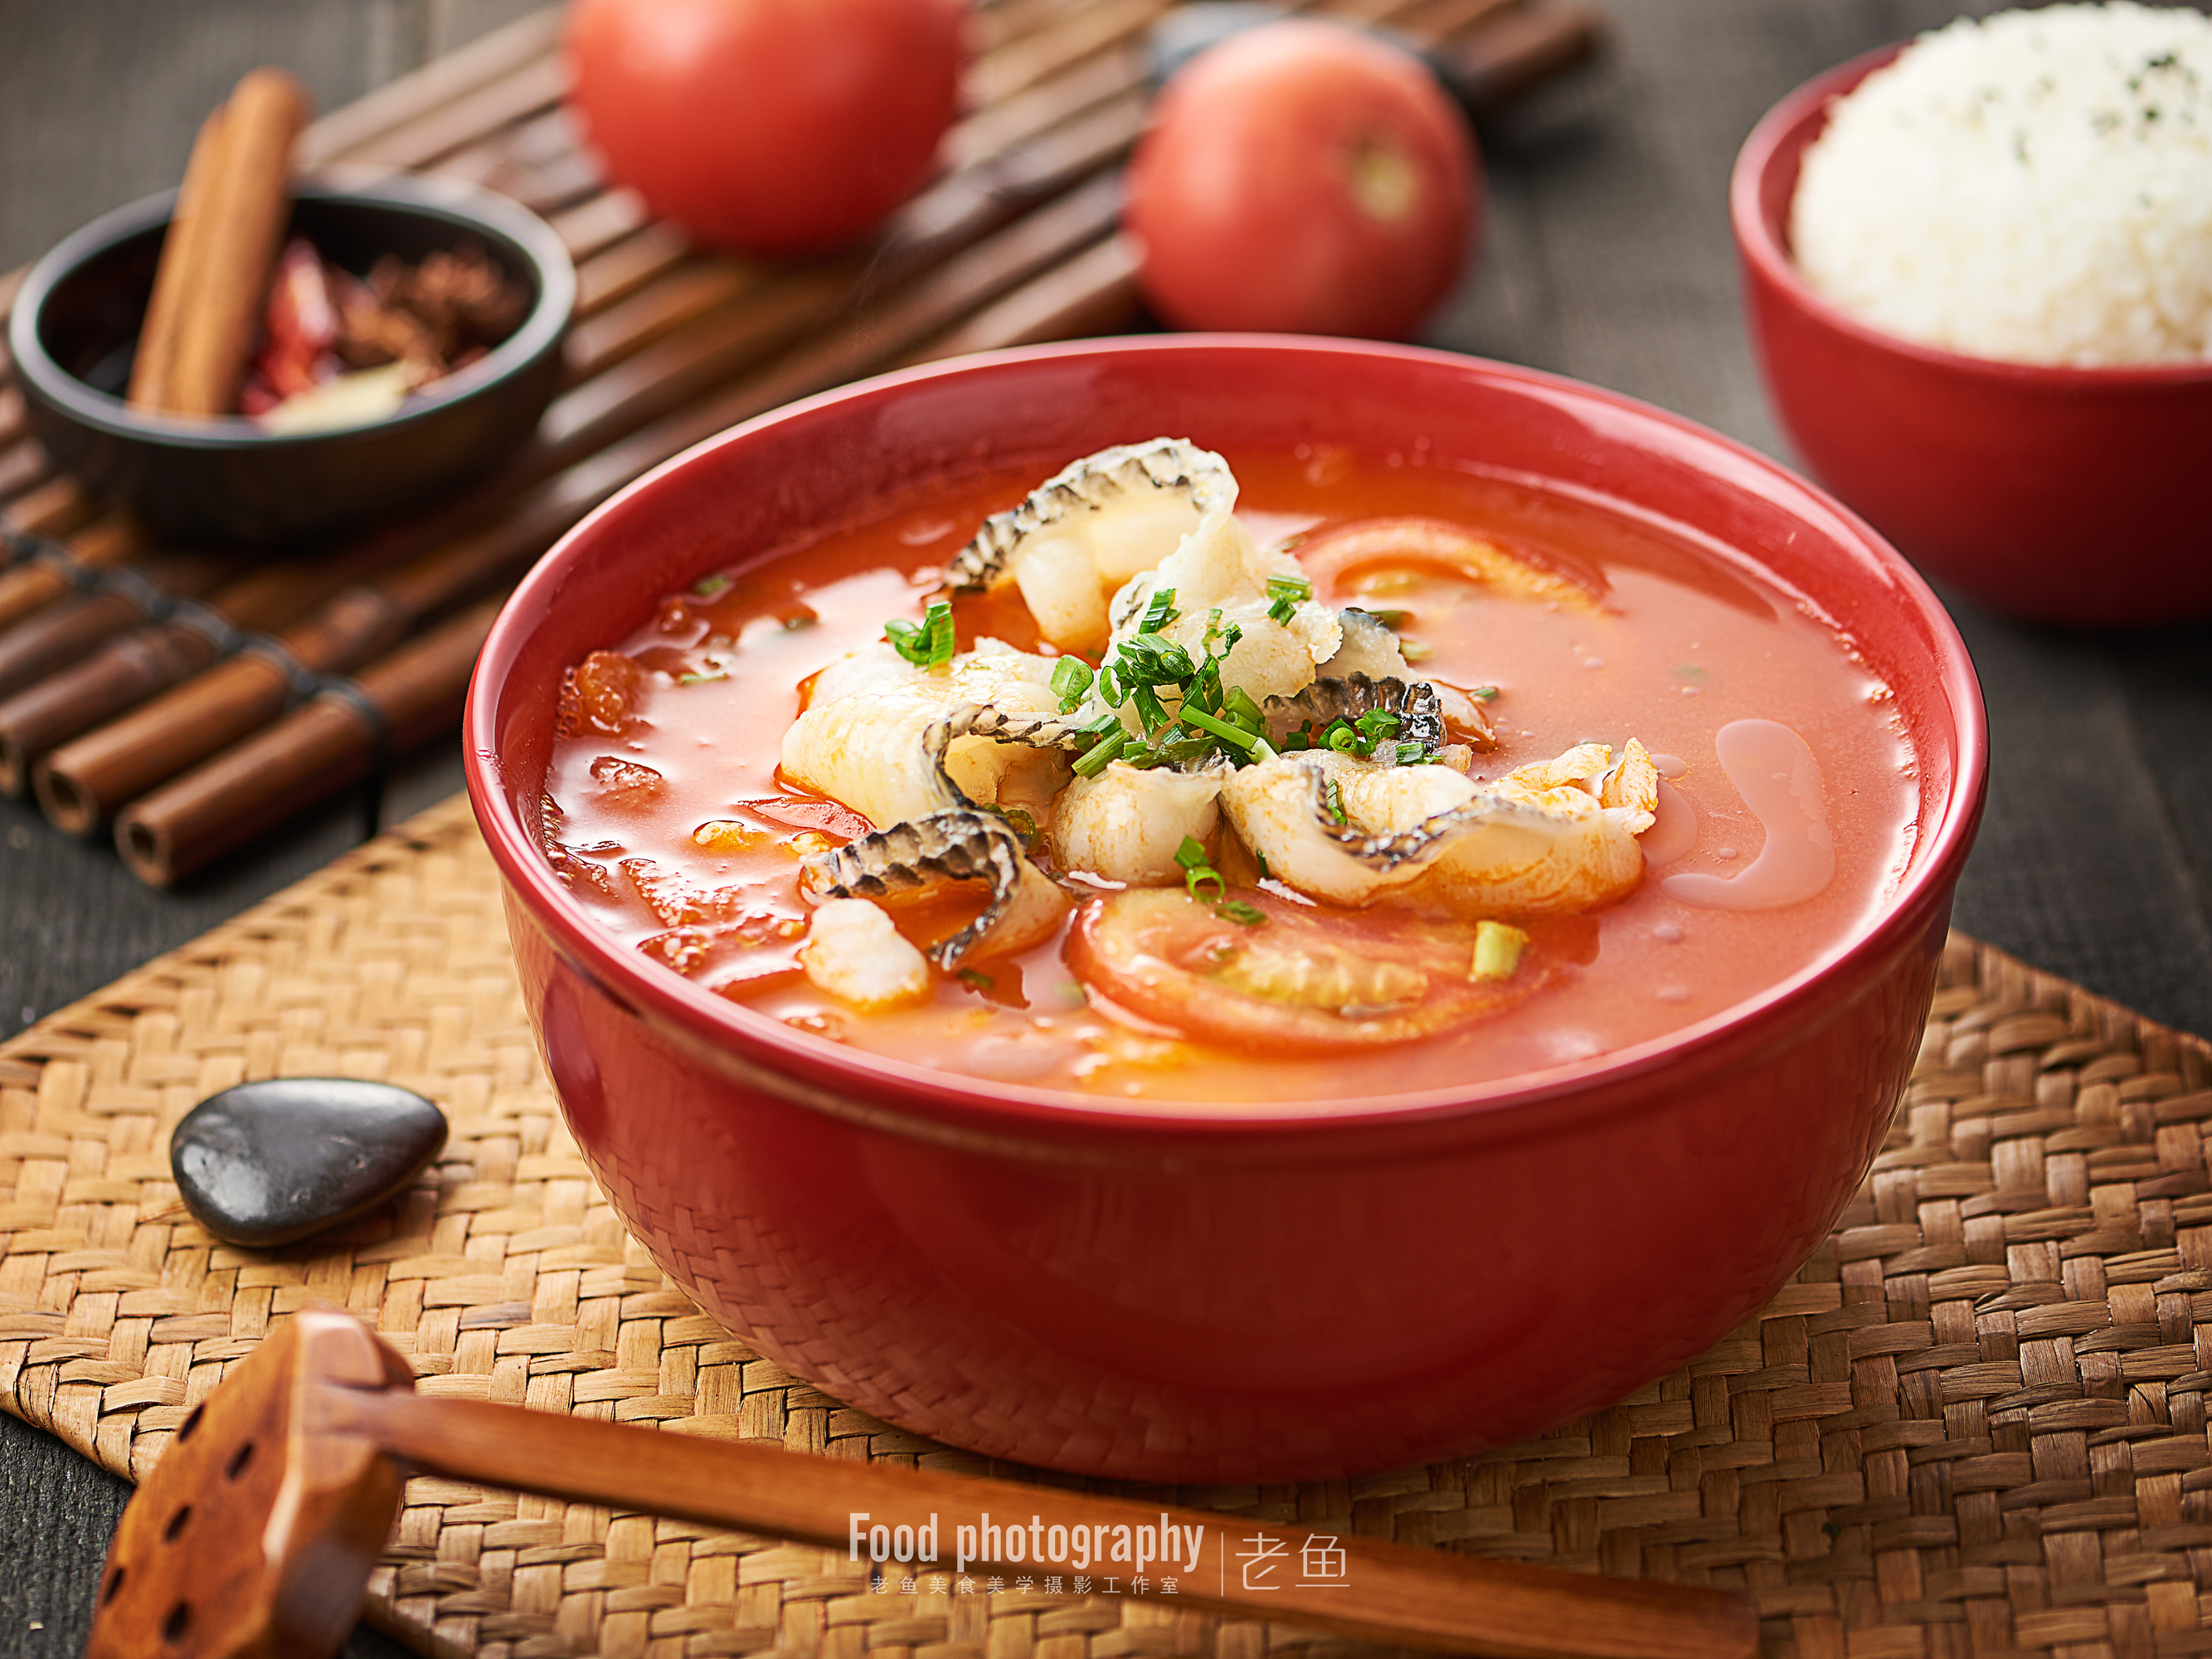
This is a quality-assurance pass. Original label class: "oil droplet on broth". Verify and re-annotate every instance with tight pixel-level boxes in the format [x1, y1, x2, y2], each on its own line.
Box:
[1662, 718, 1836, 912]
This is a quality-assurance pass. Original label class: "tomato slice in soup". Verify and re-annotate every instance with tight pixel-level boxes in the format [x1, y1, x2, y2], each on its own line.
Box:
[1067, 888, 1546, 1054]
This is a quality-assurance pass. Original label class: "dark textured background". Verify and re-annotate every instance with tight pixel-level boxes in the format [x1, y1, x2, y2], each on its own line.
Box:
[3, 0, 2210, 1654]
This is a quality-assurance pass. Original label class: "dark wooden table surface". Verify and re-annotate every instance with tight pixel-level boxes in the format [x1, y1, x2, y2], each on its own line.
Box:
[3, 1, 2209, 1654]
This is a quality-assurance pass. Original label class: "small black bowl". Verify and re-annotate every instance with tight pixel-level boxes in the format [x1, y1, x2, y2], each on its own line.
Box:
[7, 171, 575, 549]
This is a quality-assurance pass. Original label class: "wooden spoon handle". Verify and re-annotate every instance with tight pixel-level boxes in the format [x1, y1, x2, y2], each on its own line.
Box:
[323, 1384, 1757, 1659]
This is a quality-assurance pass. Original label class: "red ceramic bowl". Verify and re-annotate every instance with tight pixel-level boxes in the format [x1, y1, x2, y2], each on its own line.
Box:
[1732, 47, 2212, 627]
[465, 337, 1986, 1482]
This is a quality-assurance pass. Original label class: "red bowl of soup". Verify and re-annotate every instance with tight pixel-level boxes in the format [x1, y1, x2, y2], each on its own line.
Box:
[465, 337, 1986, 1481]
[1732, 47, 2212, 627]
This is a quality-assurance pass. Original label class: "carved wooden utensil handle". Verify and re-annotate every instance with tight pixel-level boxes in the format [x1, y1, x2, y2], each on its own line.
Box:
[89, 1312, 1759, 1659]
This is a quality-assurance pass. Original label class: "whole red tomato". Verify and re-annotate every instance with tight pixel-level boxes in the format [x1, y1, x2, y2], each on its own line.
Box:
[565, 0, 967, 258]
[1124, 20, 1480, 339]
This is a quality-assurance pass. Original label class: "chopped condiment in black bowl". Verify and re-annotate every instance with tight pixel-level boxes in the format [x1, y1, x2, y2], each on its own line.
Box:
[8, 171, 575, 550]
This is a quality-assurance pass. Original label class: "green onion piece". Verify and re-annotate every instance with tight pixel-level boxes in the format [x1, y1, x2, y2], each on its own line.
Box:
[1076, 708, 1121, 735]
[1399, 640, 1436, 664]
[1137, 586, 1180, 634]
[678, 671, 727, 685]
[1322, 776, 1348, 826]
[1395, 742, 1428, 765]
[1264, 573, 1312, 625]
[1051, 655, 1095, 712]
[1471, 920, 1529, 982]
[956, 967, 996, 991]
[1130, 683, 1171, 734]
[1071, 730, 1126, 778]
[1223, 686, 1266, 733]
[885, 599, 955, 668]
[1325, 722, 1360, 754]
[1097, 664, 1126, 707]
[1471, 684, 1500, 701]
[1284, 730, 1311, 752]
[693, 574, 732, 598]
[1363, 608, 1411, 630]
[1355, 709, 1401, 738]
[1174, 836, 1226, 902]
[985, 804, 1040, 847]
[1179, 706, 1262, 754]
[1216, 899, 1267, 928]
[1113, 635, 1197, 686]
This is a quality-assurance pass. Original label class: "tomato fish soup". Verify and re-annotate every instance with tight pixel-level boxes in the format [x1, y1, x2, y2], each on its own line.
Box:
[539, 441, 1918, 1103]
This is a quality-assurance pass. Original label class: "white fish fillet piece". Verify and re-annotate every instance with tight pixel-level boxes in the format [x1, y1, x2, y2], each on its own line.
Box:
[1051, 760, 1230, 885]
[798, 898, 932, 1010]
[1096, 497, 1343, 727]
[946, 438, 1225, 654]
[1220, 751, 1476, 905]
[1220, 740, 1661, 916]
[780, 640, 1061, 828]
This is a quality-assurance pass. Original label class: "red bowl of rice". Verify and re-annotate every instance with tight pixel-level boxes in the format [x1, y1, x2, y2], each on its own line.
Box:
[1732, 44, 2212, 627]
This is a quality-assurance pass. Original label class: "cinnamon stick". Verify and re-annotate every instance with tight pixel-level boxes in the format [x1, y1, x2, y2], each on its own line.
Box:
[158, 68, 313, 417]
[115, 596, 503, 886]
[126, 107, 227, 411]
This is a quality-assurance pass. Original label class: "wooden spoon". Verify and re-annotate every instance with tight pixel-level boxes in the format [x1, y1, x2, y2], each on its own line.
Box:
[86, 1310, 1757, 1659]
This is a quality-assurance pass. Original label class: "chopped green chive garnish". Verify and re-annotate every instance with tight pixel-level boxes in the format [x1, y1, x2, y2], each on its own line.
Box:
[1322, 776, 1348, 825]
[1051, 655, 1095, 712]
[1395, 742, 1427, 765]
[1362, 608, 1412, 630]
[956, 967, 995, 990]
[1398, 640, 1436, 664]
[1471, 684, 1500, 701]
[1265, 573, 1313, 625]
[678, 670, 727, 685]
[1223, 685, 1266, 733]
[1130, 682, 1172, 734]
[885, 599, 955, 668]
[1217, 899, 1267, 928]
[693, 574, 732, 598]
[1179, 705, 1264, 756]
[1174, 835, 1227, 902]
[1137, 586, 1180, 634]
[1071, 730, 1127, 778]
[984, 803, 1040, 848]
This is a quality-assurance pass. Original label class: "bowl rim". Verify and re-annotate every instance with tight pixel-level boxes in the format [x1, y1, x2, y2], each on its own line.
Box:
[466, 333, 1990, 1140]
[5, 168, 577, 447]
[1730, 41, 2212, 387]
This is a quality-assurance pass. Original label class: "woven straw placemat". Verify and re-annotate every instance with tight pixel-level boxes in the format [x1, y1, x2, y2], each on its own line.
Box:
[6, 795, 2212, 1659]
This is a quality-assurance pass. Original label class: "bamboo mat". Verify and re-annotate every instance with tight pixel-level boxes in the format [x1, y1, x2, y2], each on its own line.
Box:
[5, 796, 2212, 1658]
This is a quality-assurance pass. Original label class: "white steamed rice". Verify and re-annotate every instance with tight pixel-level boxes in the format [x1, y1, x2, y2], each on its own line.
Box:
[1790, 2, 2212, 367]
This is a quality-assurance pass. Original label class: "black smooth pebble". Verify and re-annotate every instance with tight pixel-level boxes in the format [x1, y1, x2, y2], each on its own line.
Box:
[168, 1078, 448, 1248]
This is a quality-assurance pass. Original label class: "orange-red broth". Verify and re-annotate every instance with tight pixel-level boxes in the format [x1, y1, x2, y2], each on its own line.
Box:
[542, 448, 1918, 1103]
